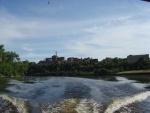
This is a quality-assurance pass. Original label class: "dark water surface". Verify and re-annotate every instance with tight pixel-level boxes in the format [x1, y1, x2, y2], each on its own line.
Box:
[0, 75, 150, 113]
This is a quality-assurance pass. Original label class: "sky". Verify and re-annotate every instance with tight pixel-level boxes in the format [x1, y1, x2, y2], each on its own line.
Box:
[0, 0, 150, 62]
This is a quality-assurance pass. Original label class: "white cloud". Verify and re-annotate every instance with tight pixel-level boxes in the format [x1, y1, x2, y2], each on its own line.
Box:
[0, 6, 135, 44]
[0, 12, 87, 47]
[1, 2, 150, 62]
[20, 52, 49, 58]
[22, 47, 34, 52]
[66, 16, 150, 60]
[20, 52, 51, 62]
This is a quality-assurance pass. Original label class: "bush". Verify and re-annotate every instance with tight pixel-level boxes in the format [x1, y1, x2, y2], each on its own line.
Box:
[94, 68, 112, 75]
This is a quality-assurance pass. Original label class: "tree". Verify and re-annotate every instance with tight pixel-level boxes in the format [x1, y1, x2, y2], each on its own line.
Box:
[136, 57, 150, 69]
[0, 44, 28, 77]
[4, 51, 20, 62]
[0, 45, 5, 62]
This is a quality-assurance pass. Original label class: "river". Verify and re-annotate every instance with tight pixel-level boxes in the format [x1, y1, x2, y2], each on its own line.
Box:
[0, 75, 150, 113]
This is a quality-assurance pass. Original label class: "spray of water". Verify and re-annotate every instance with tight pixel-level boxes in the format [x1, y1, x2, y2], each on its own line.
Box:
[104, 91, 150, 113]
[75, 99, 103, 113]
[0, 94, 30, 113]
[1, 91, 150, 113]
[41, 99, 103, 113]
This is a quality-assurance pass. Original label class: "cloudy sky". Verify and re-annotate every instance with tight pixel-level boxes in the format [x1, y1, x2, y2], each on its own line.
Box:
[0, 0, 150, 62]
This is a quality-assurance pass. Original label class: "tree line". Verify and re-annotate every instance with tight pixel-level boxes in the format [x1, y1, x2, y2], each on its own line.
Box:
[1, 44, 150, 77]
[27, 56, 150, 76]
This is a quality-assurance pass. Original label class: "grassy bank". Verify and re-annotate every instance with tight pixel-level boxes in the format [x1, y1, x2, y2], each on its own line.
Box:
[116, 69, 150, 75]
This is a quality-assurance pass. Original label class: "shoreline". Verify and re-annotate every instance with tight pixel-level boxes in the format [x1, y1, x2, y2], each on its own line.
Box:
[115, 70, 150, 76]
[1, 71, 150, 79]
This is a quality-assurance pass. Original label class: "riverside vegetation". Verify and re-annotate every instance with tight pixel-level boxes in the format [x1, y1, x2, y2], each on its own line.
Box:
[27, 55, 150, 77]
[0, 44, 150, 77]
[0, 44, 28, 77]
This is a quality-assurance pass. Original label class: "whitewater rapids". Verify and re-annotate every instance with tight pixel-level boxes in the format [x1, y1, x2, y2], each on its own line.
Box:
[104, 91, 150, 113]
[41, 91, 150, 113]
[1, 77, 150, 113]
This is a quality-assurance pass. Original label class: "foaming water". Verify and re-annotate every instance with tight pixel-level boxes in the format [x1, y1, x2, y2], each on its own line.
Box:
[2, 76, 150, 113]
[40, 92, 146, 113]
[75, 99, 103, 113]
[41, 98, 103, 113]
[104, 91, 150, 113]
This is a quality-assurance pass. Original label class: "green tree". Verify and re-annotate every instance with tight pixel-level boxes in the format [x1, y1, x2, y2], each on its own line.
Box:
[0, 44, 28, 77]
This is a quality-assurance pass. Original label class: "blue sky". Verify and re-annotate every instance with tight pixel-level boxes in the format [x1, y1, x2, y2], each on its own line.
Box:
[0, 0, 150, 62]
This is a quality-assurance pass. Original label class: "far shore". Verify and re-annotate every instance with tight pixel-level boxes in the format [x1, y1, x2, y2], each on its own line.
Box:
[1, 69, 150, 79]
[115, 69, 150, 76]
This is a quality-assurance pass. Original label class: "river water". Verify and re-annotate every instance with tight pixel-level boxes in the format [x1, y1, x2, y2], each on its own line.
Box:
[0, 75, 150, 113]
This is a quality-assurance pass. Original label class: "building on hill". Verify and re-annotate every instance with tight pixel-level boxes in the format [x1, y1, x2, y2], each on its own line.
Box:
[91, 59, 98, 63]
[57, 57, 65, 62]
[38, 51, 99, 63]
[52, 51, 58, 62]
[52, 55, 57, 62]
[83, 57, 90, 61]
[83, 57, 98, 62]
[45, 58, 52, 62]
[39, 51, 65, 63]
[67, 57, 73, 62]
[67, 57, 81, 62]
[127, 54, 149, 63]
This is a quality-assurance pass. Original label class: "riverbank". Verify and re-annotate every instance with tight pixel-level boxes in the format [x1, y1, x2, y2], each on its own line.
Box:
[116, 69, 150, 75]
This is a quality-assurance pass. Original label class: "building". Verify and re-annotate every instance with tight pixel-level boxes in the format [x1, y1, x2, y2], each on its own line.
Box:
[73, 58, 80, 62]
[45, 58, 52, 62]
[39, 51, 99, 63]
[41, 51, 65, 63]
[52, 55, 57, 62]
[57, 57, 65, 62]
[127, 54, 149, 63]
[83, 57, 90, 61]
[91, 59, 98, 62]
[67, 57, 73, 62]
[83, 57, 98, 62]
[67, 57, 80, 62]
